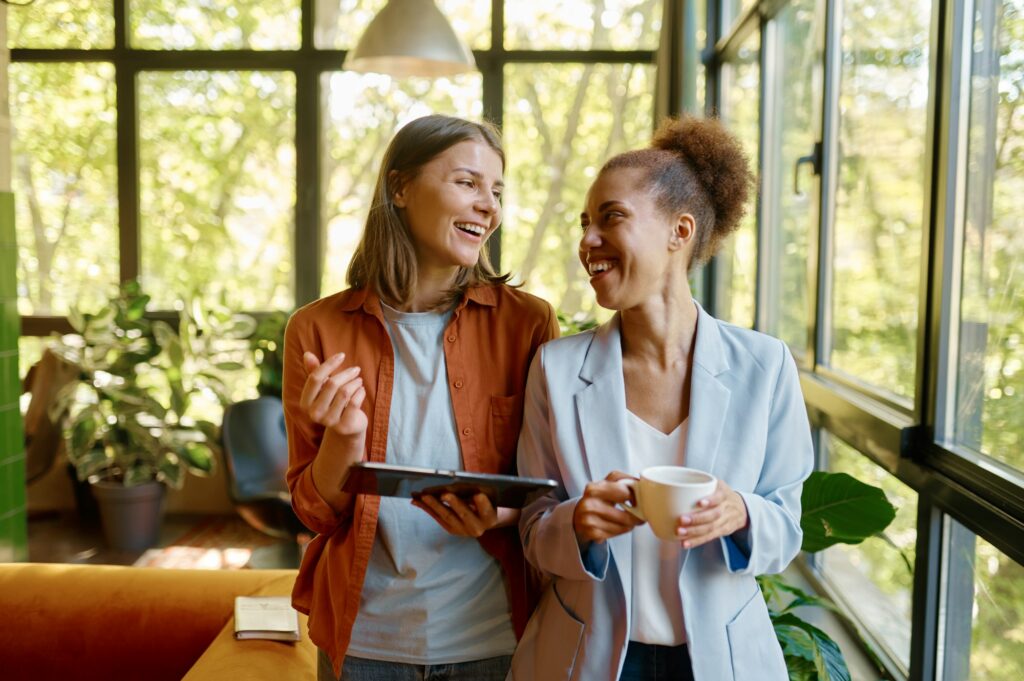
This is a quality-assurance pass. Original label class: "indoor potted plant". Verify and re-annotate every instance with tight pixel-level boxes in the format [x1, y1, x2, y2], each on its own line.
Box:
[760, 471, 900, 680]
[49, 280, 253, 551]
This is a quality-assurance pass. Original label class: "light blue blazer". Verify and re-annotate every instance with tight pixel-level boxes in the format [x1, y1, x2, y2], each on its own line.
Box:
[510, 304, 814, 681]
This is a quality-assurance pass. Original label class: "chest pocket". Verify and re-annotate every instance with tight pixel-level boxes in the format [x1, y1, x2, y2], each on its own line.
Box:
[489, 394, 524, 462]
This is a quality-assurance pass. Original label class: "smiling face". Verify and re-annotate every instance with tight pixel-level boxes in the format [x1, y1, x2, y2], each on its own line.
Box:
[393, 139, 504, 278]
[579, 166, 693, 310]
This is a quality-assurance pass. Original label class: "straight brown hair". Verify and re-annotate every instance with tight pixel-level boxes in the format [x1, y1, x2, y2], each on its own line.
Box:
[346, 115, 511, 308]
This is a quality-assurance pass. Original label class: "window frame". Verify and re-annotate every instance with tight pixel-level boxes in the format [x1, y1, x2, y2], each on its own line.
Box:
[10, 0, 658, 327]
[706, 0, 1024, 679]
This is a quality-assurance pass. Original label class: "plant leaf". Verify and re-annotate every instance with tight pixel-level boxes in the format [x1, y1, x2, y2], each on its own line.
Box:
[158, 453, 185, 489]
[772, 613, 851, 681]
[73, 447, 110, 481]
[153, 320, 184, 369]
[801, 471, 896, 552]
[123, 466, 155, 487]
[69, 412, 100, 456]
[784, 655, 819, 681]
[179, 442, 215, 474]
[774, 620, 816, 662]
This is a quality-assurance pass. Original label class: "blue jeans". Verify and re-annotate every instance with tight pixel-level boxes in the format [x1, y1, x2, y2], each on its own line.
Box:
[618, 641, 694, 681]
[317, 650, 511, 681]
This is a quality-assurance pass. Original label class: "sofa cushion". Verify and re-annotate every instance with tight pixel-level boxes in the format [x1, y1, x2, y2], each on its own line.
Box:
[0, 563, 299, 681]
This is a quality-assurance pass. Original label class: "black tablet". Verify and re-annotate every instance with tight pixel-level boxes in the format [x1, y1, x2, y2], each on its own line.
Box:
[340, 462, 557, 509]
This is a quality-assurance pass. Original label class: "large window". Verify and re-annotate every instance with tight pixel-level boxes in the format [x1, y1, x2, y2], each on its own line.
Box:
[10, 0, 663, 333]
[502, 62, 656, 316]
[138, 71, 297, 311]
[10, 62, 118, 317]
[829, 0, 931, 403]
[715, 29, 759, 328]
[762, 0, 821, 355]
[954, 0, 1024, 471]
[824, 433, 917, 671]
[707, 1, 1024, 679]
[941, 520, 1024, 680]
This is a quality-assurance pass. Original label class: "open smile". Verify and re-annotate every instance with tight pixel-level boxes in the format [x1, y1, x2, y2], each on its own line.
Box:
[587, 259, 618, 280]
[454, 222, 487, 238]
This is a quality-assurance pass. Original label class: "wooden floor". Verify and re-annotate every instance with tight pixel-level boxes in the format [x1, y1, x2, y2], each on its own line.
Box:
[26, 510, 299, 569]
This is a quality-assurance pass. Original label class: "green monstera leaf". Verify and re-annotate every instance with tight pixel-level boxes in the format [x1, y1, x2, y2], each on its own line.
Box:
[800, 471, 897, 553]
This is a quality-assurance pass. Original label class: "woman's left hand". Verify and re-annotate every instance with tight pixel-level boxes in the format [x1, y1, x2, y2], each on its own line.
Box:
[413, 492, 519, 538]
[675, 480, 749, 549]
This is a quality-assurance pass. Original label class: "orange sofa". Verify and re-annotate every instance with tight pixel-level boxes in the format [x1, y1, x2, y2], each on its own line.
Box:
[0, 563, 316, 681]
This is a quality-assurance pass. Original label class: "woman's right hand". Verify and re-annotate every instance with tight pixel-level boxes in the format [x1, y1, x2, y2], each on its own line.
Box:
[300, 351, 367, 438]
[572, 470, 645, 545]
[301, 351, 368, 515]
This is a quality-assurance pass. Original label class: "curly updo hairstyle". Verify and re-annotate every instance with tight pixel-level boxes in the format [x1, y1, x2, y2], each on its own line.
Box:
[601, 115, 755, 268]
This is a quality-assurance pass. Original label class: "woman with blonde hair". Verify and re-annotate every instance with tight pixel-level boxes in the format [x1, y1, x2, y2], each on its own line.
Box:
[282, 114, 558, 681]
[510, 116, 813, 680]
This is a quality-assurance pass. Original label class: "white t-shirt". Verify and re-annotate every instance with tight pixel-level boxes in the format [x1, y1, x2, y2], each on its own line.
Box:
[627, 410, 689, 646]
[347, 304, 516, 663]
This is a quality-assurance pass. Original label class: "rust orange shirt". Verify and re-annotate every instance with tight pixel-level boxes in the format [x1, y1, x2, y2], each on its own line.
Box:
[283, 284, 558, 676]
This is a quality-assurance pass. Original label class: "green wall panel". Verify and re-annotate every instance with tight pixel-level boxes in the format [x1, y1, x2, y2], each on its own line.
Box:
[0, 191, 27, 562]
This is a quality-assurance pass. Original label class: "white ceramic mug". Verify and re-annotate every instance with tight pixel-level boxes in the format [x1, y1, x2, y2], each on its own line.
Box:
[624, 466, 718, 541]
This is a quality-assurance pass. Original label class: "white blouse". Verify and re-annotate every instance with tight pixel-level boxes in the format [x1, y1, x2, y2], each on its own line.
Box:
[627, 410, 689, 646]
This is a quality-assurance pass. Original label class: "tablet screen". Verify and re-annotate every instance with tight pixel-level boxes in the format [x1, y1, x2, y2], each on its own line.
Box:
[340, 462, 557, 509]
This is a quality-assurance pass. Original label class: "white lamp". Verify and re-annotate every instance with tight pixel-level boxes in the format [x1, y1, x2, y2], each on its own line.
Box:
[343, 0, 476, 77]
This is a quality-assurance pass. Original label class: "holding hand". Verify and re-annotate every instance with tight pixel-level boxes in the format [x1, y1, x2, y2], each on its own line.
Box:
[675, 479, 749, 549]
[300, 351, 367, 439]
[573, 471, 645, 545]
[413, 493, 519, 538]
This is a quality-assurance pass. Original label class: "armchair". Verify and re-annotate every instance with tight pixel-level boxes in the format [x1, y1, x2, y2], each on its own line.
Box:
[221, 396, 310, 566]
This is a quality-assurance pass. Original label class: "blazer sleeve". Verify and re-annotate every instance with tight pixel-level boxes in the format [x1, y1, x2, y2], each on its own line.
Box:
[720, 340, 814, 575]
[282, 314, 348, 536]
[517, 348, 609, 582]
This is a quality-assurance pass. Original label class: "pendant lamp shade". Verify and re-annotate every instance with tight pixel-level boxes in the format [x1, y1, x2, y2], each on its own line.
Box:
[343, 0, 476, 77]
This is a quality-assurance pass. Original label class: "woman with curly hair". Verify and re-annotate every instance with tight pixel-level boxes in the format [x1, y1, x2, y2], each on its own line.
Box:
[509, 116, 813, 681]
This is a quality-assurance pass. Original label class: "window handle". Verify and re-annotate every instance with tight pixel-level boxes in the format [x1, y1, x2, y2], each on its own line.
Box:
[794, 142, 822, 196]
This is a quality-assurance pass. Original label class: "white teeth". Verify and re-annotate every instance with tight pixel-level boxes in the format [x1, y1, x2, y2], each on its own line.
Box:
[455, 222, 485, 236]
[589, 261, 615, 275]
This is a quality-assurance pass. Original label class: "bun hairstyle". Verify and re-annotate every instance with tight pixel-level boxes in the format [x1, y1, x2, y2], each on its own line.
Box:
[602, 115, 755, 267]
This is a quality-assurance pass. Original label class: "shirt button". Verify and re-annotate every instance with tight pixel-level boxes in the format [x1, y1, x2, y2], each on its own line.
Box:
[447, 335, 456, 343]
[462, 427, 472, 436]
[454, 380, 464, 389]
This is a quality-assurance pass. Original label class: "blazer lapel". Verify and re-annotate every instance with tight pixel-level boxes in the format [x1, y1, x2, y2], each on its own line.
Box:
[576, 316, 629, 484]
[575, 316, 633, 597]
[684, 303, 732, 480]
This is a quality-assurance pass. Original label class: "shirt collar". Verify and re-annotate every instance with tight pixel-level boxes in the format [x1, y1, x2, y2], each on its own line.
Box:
[337, 285, 497, 315]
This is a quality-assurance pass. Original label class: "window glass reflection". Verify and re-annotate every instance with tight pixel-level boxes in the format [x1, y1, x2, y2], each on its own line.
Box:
[130, 0, 301, 50]
[824, 433, 917, 670]
[763, 0, 821, 353]
[11, 63, 119, 317]
[943, 519, 1024, 680]
[502, 62, 656, 320]
[505, 0, 662, 50]
[716, 32, 759, 329]
[138, 71, 296, 312]
[7, 0, 113, 49]
[955, 0, 1024, 470]
[829, 0, 931, 401]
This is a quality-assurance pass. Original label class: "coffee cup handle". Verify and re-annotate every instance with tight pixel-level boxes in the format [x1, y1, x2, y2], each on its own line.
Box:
[621, 479, 645, 521]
